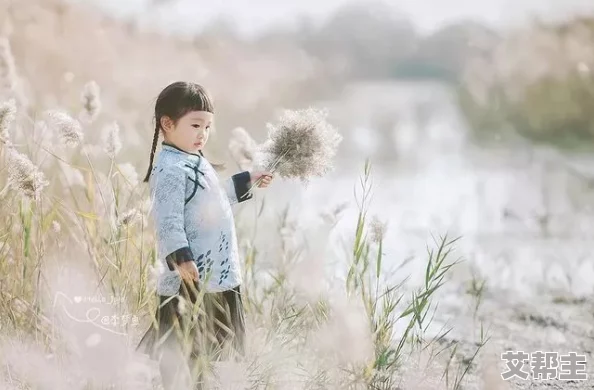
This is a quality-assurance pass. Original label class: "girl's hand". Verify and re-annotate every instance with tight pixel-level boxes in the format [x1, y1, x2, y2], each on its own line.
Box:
[250, 171, 274, 188]
[176, 261, 199, 282]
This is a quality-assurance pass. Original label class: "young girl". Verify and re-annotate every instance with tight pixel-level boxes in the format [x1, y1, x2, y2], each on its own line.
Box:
[136, 81, 272, 390]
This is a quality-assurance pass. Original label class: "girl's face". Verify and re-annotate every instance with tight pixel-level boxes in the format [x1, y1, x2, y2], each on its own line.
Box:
[161, 110, 213, 154]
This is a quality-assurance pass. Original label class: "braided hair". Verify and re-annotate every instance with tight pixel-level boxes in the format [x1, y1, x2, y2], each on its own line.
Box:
[143, 82, 215, 183]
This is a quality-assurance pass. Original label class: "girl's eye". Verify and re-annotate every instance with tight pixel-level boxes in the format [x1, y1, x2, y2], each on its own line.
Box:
[192, 124, 201, 128]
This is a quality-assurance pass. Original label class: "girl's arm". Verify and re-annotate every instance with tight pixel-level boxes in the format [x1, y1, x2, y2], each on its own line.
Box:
[222, 171, 252, 205]
[153, 164, 194, 270]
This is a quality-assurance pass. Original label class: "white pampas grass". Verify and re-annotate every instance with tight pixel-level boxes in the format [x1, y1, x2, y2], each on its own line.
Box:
[116, 163, 139, 187]
[102, 121, 122, 158]
[6, 147, 49, 201]
[58, 160, 86, 188]
[369, 215, 388, 243]
[0, 37, 17, 96]
[320, 201, 349, 226]
[140, 197, 153, 217]
[117, 208, 141, 227]
[32, 120, 55, 150]
[44, 110, 83, 148]
[228, 126, 258, 171]
[51, 221, 61, 234]
[0, 98, 16, 145]
[259, 107, 342, 183]
[80, 80, 101, 123]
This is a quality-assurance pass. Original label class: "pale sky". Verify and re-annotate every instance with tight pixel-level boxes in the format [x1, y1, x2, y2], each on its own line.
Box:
[78, 0, 594, 36]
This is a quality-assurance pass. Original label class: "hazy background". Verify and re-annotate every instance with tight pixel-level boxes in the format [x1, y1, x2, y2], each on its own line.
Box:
[2, 0, 594, 387]
[3, 0, 593, 310]
[79, 0, 594, 35]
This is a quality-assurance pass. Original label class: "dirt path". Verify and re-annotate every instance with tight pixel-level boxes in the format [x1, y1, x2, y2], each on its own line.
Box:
[431, 288, 594, 389]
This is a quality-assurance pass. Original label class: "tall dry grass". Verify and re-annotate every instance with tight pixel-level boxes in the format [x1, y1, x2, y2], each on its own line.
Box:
[0, 0, 343, 169]
[0, 1, 488, 389]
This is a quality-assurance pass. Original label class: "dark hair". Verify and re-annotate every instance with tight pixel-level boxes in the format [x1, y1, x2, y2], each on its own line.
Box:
[142, 81, 215, 183]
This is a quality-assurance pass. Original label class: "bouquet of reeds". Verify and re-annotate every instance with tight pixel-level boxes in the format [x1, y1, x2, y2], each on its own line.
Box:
[230, 107, 342, 199]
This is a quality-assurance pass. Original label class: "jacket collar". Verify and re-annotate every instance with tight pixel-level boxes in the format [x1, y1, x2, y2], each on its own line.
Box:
[161, 141, 202, 156]
[161, 142, 204, 166]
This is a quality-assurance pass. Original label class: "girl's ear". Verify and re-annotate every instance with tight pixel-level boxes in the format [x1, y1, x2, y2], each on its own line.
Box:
[160, 116, 174, 133]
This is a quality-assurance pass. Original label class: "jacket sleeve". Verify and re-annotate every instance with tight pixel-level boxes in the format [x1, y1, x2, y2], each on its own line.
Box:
[223, 171, 253, 205]
[152, 164, 194, 270]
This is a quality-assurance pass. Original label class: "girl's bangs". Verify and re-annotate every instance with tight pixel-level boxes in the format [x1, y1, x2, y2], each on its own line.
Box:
[181, 88, 214, 115]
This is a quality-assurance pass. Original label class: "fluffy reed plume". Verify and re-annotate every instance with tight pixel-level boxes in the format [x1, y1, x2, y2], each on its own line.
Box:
[80, 80, 102, 123]
[0, 98, 16, 145]
[51, 220, 61, 234]
[117, 208, 142, 227]
[58, 160, 85, 188]
[0, 37, 17, 95]
[228, 126, 258, 171]
[102, 121, 122, 158]
[44, 110, 84, 148]
[259, 107, 342, 183]
[6, 146, 49, 200]
[320, 201, 349, 226]
[116, 162, 139, 187]
[369, 215, 388, 243]
[32, 120, 54, 151]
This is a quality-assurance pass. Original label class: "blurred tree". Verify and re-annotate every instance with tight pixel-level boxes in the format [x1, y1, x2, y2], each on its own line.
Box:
[394, 21, 498, 82]
[459, 17, 594, 149]
[300, 1, 418, 79]
[247, 1, 498, 83]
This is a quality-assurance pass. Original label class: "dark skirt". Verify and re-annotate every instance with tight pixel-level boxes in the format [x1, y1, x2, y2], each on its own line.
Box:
[136, 280, 246, 390]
